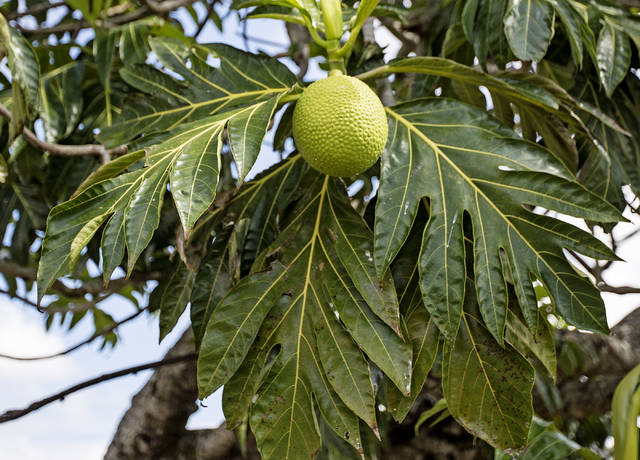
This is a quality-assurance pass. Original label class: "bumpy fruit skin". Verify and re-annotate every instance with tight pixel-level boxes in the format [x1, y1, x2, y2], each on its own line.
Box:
[292, 74, 388, 177]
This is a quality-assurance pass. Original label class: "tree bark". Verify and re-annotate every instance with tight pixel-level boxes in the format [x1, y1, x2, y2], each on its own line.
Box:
[104, 330, 200, 459]
[106, 309, 640, 458]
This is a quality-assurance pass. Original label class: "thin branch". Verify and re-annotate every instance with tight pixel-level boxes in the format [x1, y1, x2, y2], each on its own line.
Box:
[0, 104, 127, 160]
[14, 0, 195, 35]
[0, 259, 161, 300]
[619, 226, 640, 244]
[194, 0, 216, 40]
[0, 352, 197, 423]
[7, 1, 67, 20]
[140, 0, 194, 15]
[378, 17, 419, 52]
[0, 287, 41, 310]
[566, 249, 601, 282]
[0, 309, 145, 361]
[598, 284, 640, 295]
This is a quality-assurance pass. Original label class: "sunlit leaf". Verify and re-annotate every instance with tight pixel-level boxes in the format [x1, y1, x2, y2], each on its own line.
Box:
[597, 20, 631, 98]
[99, 38, 298, 148]
[375, 98, 619, 343]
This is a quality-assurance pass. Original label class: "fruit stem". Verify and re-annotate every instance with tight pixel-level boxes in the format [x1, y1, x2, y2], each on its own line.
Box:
[320, 0, 346, 75]
[326, 39, 346, 75]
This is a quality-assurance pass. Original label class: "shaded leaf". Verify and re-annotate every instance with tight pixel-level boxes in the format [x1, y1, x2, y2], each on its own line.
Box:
[548, 0, 588, 67]
[505, 307, 556, 377]
[154, 261, 196, 342]
[387, 287, 440, 422]
[197, 263, 288, 396]
[442, 292, 534, 451]
[461, 0, 511, 68]
[503, 0, 554, 62]
[39, 62, 84, 142]
[190, 229, 232, 345]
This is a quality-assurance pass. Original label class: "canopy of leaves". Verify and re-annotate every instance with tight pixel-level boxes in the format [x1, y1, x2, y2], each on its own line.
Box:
[1, 0, 639, 458]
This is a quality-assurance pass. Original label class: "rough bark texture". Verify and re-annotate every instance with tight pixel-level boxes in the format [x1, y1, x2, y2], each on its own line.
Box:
[104, 330, 199, 459]
[106, 309, 640, 459]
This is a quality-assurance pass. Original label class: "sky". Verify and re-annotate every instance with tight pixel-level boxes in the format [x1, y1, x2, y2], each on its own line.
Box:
[0, 3, 639, 460]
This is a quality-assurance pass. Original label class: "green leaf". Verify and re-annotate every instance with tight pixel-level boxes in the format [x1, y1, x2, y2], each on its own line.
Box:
[496, 417, 601, 459]
[518, 104, 579, 172]
[38, 62, 84, 142]
[99, 39, 298, 147]
[505, 307, 556, 377]
[503, 0, 554, 62]
[200, 174, 410, 459]
[576, 77, 640, 212]
[0, 15, 39, 139]
[228, 96, 283, 182]
[314, 286, 378, 433]
[375, 99, 618, 342]
[443, 291, 534, 451]
[0, 155, 7, 184]
[39, 97, 286, 299]
[101, 210, 126, 282]
[414, 398, 448, 435]
[378, 57, 559, 110]
[118, 20, 153, 64]
[197, 263, 289, 397]
[73, 149, 145, 197]
[548, 0, 588, 67]
[597, 20, 631, 97]
[38, 170, 142, 300]
[612, 363, 640, 460]
[190, 156, 309, 346]
[190, 229, 232, 346]
[461, 0, 511, 68]
[387, 289, 440, 422]
[94, 29, 115, 87]
[154, 261, 196, 342]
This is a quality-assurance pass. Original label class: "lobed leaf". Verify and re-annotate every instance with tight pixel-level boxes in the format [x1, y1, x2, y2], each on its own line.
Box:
[197, 173, 411, 459]
[442, 291, 534, 451]
[375, 98, 619, 343]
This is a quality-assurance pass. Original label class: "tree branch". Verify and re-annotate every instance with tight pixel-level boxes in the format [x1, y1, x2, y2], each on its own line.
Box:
[0, 259, 160, 301]
[0, 287, 41, 310]
[140, 0, 194, 15]
[0, 309, 145, 361]
[15, 0, 197, 35]
[0, 103, 127, 161]
[105, 330, 199, 459]
[6, 1, 67, 20]
[0, 352, 197, 423]
[598, 284, 640, 295]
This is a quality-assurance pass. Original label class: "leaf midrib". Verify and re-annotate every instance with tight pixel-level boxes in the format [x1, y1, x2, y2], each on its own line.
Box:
[386, 107, 607, 331]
